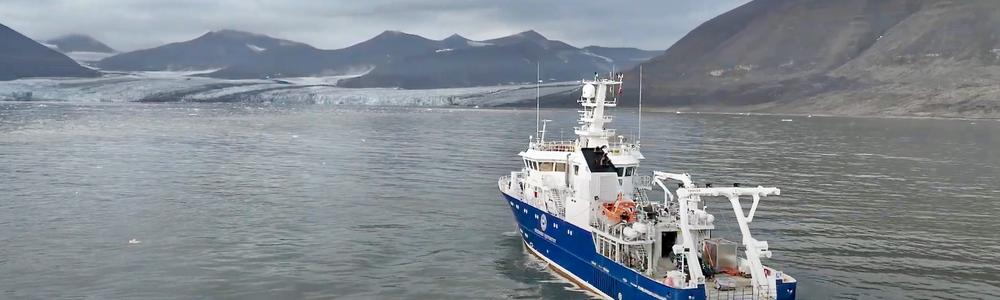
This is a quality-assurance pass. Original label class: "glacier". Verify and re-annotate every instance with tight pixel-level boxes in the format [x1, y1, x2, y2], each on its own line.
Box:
[0, 72, 577, 107]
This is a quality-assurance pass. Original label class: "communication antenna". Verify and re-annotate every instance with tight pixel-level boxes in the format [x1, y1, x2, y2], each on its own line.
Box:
[535, 61, 540, 141]
[638, 64, 643, 145]
[540, 119, 552, 143]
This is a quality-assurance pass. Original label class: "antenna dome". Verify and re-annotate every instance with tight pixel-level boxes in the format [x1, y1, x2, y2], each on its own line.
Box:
[581, 84, 596, 99]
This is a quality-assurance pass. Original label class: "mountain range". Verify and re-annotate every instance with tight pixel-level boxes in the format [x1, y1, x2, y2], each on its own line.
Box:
[0, 23, 658, 85]
[619, 0, 1000, 117]
[0, 24, 98, 80]
[93, 29, 659, 88]
[337, 31, 659, 89]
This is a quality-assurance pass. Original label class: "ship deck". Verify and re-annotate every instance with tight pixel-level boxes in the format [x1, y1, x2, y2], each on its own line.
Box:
[705, 274, 764, 300]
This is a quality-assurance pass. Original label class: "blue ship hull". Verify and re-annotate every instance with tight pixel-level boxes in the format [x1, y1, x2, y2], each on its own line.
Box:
[501, 191, 796, 300]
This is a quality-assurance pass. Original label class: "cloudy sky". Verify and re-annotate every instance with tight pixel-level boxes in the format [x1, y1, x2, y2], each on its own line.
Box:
[0, 0, 749, 51]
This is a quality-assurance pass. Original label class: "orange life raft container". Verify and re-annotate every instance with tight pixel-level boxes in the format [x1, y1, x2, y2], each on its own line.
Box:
[600, 193, 638, 223]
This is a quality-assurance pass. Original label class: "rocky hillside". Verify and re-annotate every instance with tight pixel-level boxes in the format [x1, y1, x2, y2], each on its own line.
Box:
[205, 30, 444, 79]
[581, 46, 661, 70]
[0, 23, 98, 80]
[97, 30, 307, 71]
[624, 0, 1000, 118]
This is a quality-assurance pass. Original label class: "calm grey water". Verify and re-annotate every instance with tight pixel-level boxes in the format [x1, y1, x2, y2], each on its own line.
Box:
[1, 102, 998, 300]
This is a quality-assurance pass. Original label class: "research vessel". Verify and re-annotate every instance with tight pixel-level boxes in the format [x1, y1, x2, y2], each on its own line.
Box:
[497, 73, 797, 299]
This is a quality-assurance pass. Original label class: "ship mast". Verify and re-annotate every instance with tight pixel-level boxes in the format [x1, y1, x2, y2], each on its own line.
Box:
[575, 73, 622, 148]
[535, 61, 541, 141]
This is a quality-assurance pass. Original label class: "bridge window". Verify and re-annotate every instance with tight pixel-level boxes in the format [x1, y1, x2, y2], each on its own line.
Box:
[616, 166, 637, 177]
[574, 165, 579, 175]
[526, 160, 569, 172]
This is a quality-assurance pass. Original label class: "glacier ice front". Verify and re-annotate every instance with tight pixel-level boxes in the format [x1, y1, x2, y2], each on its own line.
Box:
[0, 72, 577, 106]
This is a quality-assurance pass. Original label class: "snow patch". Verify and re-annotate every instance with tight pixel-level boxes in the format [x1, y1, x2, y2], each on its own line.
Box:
[281, 72, 369, 85]
[467, 41, 493, 47]
[137, 69, 225, 77]
[581, 51, 613, 64]
[246, 44, 267, 52]
[66, 51, 116, 63]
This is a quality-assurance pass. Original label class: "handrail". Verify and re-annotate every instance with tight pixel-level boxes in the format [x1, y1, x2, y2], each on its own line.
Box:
[529, 140, 577, 152]
[498, 175, 512, 193]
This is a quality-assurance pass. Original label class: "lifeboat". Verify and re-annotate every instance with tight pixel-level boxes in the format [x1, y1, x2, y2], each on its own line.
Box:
[600, 193, 638, 223]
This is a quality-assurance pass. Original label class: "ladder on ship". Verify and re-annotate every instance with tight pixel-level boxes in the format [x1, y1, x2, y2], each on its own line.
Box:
[633, 190, 649, 203]
[547, 190, 566, 217]
[636, 245, 651, 275]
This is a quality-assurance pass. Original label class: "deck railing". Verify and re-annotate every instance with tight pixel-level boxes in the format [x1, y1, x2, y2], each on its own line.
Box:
[498, 175, 512, 192]
[633, 175, 652, 190]
[529, 140, 576, 152]
[706, 283, 774, 300]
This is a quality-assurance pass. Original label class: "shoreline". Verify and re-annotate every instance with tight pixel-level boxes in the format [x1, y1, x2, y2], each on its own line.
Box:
[643, 107, 1000, 121]
[4, 99, 998, 122]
